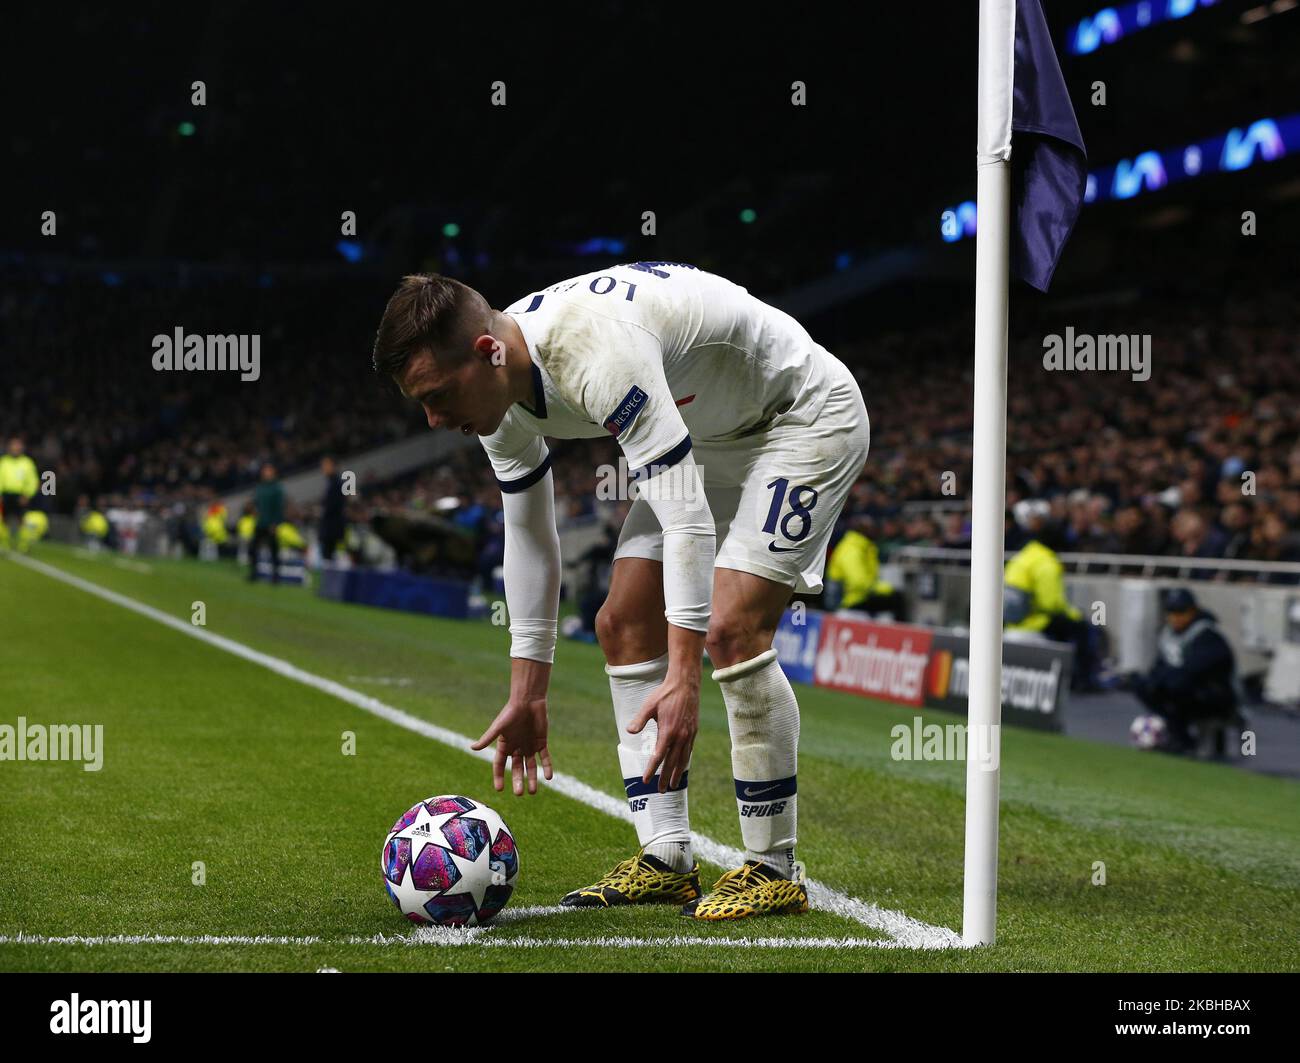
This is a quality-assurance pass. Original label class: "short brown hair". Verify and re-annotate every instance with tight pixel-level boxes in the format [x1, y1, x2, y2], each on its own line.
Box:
[371, 274, 491, 380]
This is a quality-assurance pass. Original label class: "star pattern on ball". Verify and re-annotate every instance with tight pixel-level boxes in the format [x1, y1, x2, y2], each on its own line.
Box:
[389, 859, 442, 920]
[398, 805, 466, 862]
[439, 821, 496, 913]
[386, 801, 495, 921]
[382, 796, 517, 926]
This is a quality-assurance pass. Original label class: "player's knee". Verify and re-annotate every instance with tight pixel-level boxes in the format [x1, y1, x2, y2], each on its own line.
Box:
[706, 617, 769, 670]
[596, 600, 664, 663]
[594, 601, 623, 652]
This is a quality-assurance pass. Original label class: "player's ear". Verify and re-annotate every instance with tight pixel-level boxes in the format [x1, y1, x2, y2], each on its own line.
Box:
[471, 333, 507, 366]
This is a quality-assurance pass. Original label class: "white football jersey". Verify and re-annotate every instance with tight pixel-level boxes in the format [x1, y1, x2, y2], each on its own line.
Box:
[481, 262, 845, 491]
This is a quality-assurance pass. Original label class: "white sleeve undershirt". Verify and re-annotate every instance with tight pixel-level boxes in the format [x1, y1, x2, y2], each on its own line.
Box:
[500, 467, 562, 663]
[500, 448, 713, 654]
[637, 448, 714, 633]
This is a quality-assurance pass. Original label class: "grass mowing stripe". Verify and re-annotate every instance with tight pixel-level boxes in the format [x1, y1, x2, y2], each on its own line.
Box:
[12, 553, 959, 950]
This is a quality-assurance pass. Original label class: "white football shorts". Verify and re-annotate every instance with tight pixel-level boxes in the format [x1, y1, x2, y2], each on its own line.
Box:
[613, 353, 869, 593]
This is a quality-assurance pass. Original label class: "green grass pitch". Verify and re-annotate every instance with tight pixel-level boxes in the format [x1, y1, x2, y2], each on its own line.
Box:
[0, 543, 1297, 972]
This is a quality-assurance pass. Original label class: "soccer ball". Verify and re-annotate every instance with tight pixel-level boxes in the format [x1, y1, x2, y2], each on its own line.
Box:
[1128, 713, 1168, 750]
[381, 795, 519, 926]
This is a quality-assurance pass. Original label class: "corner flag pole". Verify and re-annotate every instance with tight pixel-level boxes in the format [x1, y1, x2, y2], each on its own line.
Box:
[963, 0, 1015, 947]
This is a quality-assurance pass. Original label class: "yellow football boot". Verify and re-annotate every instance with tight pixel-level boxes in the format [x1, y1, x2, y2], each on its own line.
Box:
[682, 860, 809, 920]
[561, 848, 701, 908]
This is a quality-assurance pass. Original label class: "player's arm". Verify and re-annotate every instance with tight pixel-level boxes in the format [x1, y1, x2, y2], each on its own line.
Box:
[579, 321, 715, 791]
[637, 447, 713, 672]
[632, 447, 714, 791]
[470, 417, 561, 795]
[501, 452, 562, 674]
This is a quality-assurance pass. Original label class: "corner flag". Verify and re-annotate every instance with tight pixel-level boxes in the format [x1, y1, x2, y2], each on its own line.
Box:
[1010, 0, 1089, 291]
[964, 0, 1085, 947]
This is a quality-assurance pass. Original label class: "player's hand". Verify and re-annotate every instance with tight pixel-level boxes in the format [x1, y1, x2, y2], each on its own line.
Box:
[627, 675, 699, 793]
[471, 695, 553, 797]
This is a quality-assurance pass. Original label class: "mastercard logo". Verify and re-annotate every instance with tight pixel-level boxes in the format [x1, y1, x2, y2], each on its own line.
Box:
[929, 650, 952, 697]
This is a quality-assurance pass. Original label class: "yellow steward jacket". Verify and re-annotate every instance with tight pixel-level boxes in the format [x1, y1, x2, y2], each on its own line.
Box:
[81, 511, 109, 539]
[0, 454, 38, 497]
[827, 530, 894, 608]
[21, 509, 49, 539]
[276, 522, 306, 550]
[203, 505, 229, 544]
[1004, 539, 1081, 632]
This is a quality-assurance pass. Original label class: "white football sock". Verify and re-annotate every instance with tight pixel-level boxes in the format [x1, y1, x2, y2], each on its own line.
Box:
[607, 652, 693, 873]
[714, 648, 799, 879]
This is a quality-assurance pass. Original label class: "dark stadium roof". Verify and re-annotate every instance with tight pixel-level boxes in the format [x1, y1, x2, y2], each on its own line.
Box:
[3, 1, 1298, 299]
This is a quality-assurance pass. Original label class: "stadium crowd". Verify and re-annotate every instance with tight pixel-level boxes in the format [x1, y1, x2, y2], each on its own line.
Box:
[4, 269, 1298, 579]
[355, 281, 1300, 580]
[1, 273, 420, 517]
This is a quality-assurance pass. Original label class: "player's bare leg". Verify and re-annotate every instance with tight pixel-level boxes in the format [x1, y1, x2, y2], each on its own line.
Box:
[704, 567, 793, 669]
[595, 556, 668, 666]
[561, 558, 700, 906]
[685, 566, 808, 919]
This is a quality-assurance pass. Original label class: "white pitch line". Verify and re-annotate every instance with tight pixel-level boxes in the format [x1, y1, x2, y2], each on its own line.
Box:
[474, 904, 571, 922]
[13, 554, 963, 951]
[0, 933, 906, 951]
[376, 935, 915, 950]
[0, 934, 328, 948]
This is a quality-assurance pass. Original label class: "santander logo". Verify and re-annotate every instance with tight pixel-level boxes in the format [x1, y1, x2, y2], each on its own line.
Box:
[814, 618, 932, 706]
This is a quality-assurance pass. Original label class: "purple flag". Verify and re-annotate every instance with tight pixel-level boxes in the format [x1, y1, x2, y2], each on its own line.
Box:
[1011, 0, 1087, 291]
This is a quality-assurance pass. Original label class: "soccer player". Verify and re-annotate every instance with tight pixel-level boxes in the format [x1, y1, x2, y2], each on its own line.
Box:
[371, 263, 869, 920]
